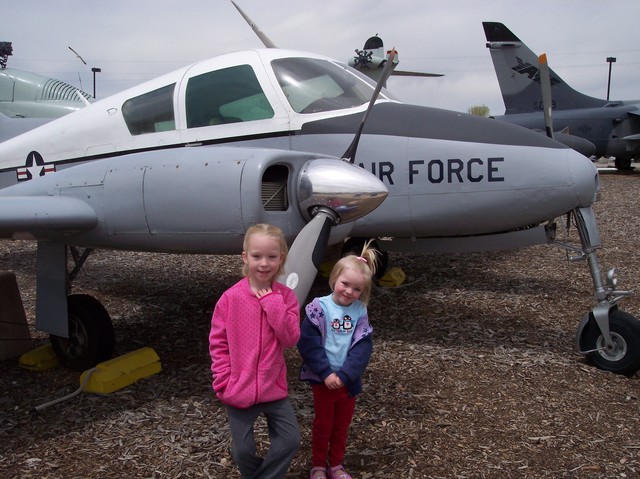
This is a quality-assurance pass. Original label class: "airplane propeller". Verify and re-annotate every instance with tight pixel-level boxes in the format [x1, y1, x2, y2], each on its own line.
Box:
[536, 53, 596, 157]
[342, 48, 397, 164]
[279, 209, 336, 304]
[538, 53, 554, 139]
[230, 0, 277, 48]
[278, 49, 395, 304]
[352, 49, 374, 69]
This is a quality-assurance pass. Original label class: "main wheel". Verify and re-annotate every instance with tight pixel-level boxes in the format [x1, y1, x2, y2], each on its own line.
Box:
[614, 158, 632, 171]
[578, 309, 640, 376]
[51, 294, 115, 371]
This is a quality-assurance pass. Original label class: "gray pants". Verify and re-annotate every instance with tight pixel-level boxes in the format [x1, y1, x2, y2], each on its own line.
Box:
[225, 398, 300, 479]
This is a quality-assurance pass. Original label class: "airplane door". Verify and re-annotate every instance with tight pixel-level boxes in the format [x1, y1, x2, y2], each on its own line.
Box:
[176, 56, 291, 145]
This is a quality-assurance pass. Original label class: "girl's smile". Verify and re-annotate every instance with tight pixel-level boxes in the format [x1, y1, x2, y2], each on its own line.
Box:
[242, 234, 285, 292]
[332, 267, 366, 306]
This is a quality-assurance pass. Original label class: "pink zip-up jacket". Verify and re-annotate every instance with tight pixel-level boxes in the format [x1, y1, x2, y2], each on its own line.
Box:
[209, 277, 300, 409]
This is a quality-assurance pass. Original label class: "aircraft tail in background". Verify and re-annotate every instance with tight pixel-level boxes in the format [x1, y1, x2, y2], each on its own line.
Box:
[482, 22, 607, 115]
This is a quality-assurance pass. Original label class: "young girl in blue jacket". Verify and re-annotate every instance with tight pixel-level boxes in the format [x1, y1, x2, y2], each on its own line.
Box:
[297, 241, 378, 479]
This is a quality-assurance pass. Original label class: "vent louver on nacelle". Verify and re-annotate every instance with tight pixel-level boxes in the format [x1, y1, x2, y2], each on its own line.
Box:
[261, 165, 288, 211]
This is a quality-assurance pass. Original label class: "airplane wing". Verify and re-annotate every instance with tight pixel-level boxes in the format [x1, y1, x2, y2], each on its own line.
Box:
[0, 196, 97, 238]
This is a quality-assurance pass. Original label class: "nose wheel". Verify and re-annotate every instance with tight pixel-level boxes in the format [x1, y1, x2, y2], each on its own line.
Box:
[577, 309, 640, 376]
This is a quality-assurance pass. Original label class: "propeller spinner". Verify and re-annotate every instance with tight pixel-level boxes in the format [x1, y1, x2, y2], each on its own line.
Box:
[278, 158, 388, 305]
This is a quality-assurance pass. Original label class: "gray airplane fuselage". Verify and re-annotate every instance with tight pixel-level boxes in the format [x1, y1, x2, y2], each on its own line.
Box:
[0, 49, 597, 256]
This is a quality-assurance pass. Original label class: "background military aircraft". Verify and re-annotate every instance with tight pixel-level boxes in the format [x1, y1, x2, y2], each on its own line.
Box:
[230, 1, 594, 161]
[0, 9, 638, 377]
[0, 41, 91, 120]
[346, 34, 443, 83]
[483, 22, 640, 170]
[0, 41, 92, 143]
[229, 1, 442, 84]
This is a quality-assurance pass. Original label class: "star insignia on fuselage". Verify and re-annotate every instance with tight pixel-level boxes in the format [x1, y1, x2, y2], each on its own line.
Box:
[16, 151, 55, 181]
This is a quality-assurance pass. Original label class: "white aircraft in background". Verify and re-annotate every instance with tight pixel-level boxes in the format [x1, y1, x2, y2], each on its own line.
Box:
[0, 41, 92, 141]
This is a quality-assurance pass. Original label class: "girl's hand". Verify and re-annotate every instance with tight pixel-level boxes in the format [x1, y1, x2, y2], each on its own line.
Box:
[324, 373, 344, 390]
[256, 287, 272, 299]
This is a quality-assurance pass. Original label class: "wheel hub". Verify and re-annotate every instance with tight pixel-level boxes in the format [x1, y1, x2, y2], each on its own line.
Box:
[596, 332, 627, 362]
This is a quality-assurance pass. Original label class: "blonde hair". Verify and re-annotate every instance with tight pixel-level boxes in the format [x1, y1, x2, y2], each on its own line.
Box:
[242, 224, 288, 278]
[329, 240, 379, 305]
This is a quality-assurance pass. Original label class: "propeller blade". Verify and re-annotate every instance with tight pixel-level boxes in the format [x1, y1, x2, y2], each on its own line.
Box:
[278, 208, 337, 305]
[230, 1, 277, 48]
[539, 53, 554, 139]
[342, 48, 397, 163]
[391, 70, 444, 78]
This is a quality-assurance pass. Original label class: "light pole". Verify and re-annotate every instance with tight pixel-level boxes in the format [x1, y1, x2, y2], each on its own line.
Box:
[91, 67, 101, 98]
[606, 57, 616, 101]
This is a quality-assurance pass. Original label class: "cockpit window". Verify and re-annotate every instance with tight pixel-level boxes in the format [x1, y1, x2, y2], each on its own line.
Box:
[122, 84, 176, 135]
[186, 64, 274, 128]
[271, 58, 371, 114]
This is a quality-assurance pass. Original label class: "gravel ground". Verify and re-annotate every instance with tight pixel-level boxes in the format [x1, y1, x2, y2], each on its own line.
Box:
[1, 172, 639, 479]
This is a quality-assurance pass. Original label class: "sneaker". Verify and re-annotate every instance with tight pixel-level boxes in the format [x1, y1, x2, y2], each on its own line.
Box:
[327, 465, 352, 479]
[310, 466, 327, 479]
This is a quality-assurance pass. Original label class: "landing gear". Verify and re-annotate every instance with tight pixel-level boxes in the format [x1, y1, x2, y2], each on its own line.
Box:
[577, 309, 640, 376]
[50, 295, 115, 371]
[561, 207, 640, 375]
[614, 158, 632, 171]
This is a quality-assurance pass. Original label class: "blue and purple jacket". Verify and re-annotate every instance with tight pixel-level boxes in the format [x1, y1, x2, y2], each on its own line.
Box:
[297, 296, 373, 396]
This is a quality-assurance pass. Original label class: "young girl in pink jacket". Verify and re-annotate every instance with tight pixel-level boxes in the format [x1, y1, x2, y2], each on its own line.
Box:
[209, 223, 301, 478]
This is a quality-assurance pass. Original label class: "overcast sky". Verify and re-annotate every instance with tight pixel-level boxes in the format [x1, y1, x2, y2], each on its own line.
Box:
[3, 0, 639, 115]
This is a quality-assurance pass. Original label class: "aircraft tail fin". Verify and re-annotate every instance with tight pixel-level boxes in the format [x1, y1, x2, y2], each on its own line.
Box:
[483, 22, 607, 114]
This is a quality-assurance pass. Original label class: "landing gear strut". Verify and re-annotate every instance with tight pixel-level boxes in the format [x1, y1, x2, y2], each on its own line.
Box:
[560, 207, 640, 375]
[36, 243, 116, 371]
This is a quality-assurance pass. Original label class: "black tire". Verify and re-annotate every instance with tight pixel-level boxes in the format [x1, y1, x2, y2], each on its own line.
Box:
[578, 309, 640, 376]
[614, 158, 632, 171]
[341, 237, 389, 279]
[51, 294, 115, 371]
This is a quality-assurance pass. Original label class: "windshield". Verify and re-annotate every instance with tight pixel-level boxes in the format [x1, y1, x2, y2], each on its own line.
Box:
[271, 57, 372, 114]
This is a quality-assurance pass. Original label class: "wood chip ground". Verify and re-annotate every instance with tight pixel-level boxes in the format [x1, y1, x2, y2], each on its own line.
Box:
[1, 173, 639, 478]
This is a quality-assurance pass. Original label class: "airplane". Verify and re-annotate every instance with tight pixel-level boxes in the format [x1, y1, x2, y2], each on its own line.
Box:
[0, 41, 92, 120]
[483, 22, 640, 170]
[231, 2, 591, 161]
[229, 1, 443, 84]
[0, 23, 638, 378]
[527, 52, 598, 159]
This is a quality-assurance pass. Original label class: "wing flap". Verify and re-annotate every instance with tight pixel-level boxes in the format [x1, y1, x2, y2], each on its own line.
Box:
[0, 196, 97, 238]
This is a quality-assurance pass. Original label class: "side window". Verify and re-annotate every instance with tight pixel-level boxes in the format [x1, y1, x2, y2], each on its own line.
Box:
[186, 64, 274, 129]
[122, 84, 176, 135]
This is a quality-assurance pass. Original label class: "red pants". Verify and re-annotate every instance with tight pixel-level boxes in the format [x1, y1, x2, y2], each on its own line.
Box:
[311, 383, 356, 468]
